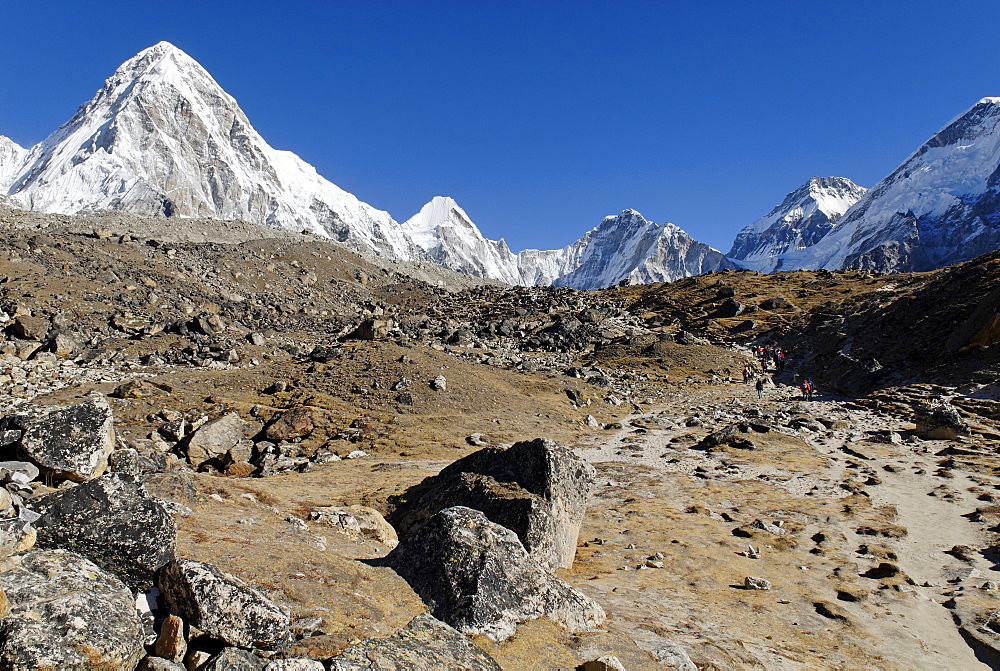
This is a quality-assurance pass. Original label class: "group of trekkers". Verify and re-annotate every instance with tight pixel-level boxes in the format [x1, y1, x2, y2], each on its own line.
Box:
[741, 344, 816, 401]
[751, 345, 787, 372]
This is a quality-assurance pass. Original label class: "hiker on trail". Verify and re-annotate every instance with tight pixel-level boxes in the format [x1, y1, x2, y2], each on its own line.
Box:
[800, 379, 812, 400]
[756, 377, 765, 399]
[806, 379, 816, 401]
[743, 366, 752, 384]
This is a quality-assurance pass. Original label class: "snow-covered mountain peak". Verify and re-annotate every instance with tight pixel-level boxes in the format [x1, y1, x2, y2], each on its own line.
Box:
[3, 42, 417, 258]
[0, 136, 28, 191]
[401, 196, 520, 283]
[727, 176, 867, 270]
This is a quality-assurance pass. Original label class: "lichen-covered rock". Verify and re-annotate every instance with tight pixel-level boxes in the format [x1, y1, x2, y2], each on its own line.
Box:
[0, 549, 144, 670]
[264, 659, 326, 670]
[328, 613, 501, 670]
[0, 394, 115, 482]
[392, 438, 595, 570]
[159, 558, 292, 651]
[914, 402, 969, 440]
[386, 506, 605, 641]
[310, 505, 398, 548]
[32, 473, 176, 588]
[139, 657, 186, 671]
[201, 646, 266, 670]
[180, 412, 251, 465]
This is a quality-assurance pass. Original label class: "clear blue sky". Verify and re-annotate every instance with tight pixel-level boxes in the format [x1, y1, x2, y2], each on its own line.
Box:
[2, 1, 999, 253]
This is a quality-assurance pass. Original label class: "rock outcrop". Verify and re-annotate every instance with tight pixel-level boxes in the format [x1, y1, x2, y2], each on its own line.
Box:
[392, 438, 595, 570]
[385, 506, 605, 641]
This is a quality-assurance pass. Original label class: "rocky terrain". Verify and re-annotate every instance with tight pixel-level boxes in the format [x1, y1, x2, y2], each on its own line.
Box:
[2, 203, 1000, 668]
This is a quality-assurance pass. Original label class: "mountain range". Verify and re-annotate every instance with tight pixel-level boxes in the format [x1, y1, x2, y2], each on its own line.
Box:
[2, 41, 1000, 286]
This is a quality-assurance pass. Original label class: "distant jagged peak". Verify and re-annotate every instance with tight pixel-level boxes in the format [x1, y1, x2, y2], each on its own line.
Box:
[727, 175, 867, 267]
[0, 135, 29, 191]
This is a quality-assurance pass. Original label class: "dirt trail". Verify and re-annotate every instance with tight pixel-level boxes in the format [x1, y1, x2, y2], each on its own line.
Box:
[569, 375, 995, 669]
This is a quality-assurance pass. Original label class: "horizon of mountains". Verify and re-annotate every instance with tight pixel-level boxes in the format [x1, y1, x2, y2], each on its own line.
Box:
[2, 41, 1000, 287]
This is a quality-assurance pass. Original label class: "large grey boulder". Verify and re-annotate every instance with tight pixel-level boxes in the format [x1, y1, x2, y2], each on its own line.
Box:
[392, 438, 594, 570]
[180, 412, 251, 465]
[328, 613, 501, 670]
[32, 473, 176, 588]
[159, 558, 292, 651]
[385, 506, 606, 642]
[914, 402, 969, 440]
[0, 394, 115, 482]
[0, 549, 145, 670]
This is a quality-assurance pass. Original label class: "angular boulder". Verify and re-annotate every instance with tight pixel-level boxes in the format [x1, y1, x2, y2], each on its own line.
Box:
[0, 549, 144, 670]
[914, 402, 969, 440]
[310, 505, 398, 548]
[159, 559, 292, 651]
[32, 473, 176, 588]
[201, 647, 266, 670]
[328, 613, 501, 670]
[1, 394, 115, 482]
[385, 506, 606, 641]
[717, 298, 745, 318]
[392, 438, 594, 570]
[263, 407, 314, 442]
[181, 412, 251, 465]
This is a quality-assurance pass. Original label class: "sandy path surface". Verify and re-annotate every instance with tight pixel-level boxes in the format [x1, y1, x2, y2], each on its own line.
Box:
[567, 377, 995, 668]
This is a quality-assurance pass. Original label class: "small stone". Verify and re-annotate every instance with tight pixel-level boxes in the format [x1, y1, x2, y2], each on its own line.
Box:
[154, 614, 187, 663]
[748, 519, 785, 535]
[744, 576, 771, 590]
[430, 375, 447, 391]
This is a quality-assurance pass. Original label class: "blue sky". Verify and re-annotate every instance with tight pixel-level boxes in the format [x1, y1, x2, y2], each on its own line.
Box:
[2, 1, 1000, 253]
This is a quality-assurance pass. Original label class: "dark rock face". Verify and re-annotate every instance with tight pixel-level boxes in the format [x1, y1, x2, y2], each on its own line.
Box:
[759, 296, 788, 310]
[0, 549, 144, 670]
[826, 353, 889, 395]
[328, 613, 502, 670]
[1, 394, 115, 482]
[385, 506, 605, 641]
[717, 298, 745, 318]
[159, 558, 292, 651]
[392, 438, 595, 570]
[32, 473, 176, 588]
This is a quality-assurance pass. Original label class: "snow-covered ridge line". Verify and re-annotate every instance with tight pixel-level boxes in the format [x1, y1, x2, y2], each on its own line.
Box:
[0, 41, 737, 288]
